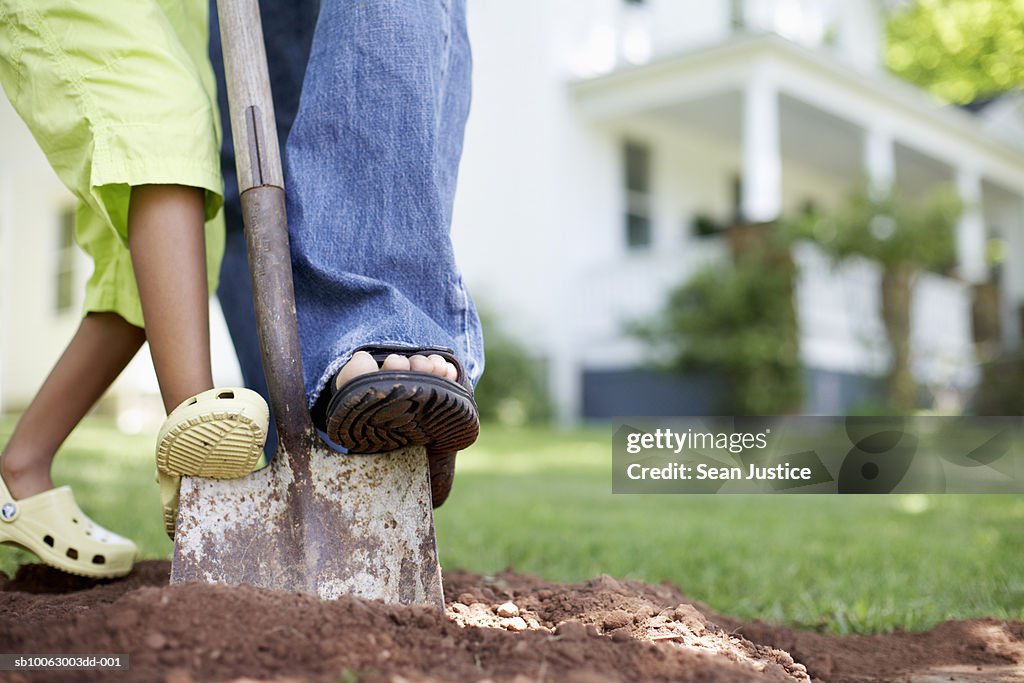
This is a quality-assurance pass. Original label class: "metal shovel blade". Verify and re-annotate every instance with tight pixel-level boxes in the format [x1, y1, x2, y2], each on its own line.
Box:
[170, 438, 444, 608]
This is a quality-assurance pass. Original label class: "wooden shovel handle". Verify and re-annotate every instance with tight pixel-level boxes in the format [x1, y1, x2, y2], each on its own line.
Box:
[216, 0, 312, 455]
[216, 0, 283, 192]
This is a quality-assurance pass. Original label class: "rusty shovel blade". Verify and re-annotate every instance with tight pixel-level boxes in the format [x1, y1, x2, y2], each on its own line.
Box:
[170, 438, 444, 609]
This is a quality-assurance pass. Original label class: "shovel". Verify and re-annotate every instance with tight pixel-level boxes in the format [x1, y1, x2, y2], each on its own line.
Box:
[169, 0, 445, 609]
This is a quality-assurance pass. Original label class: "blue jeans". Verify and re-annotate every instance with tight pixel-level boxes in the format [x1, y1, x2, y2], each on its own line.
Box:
[211, 0, 483, 444]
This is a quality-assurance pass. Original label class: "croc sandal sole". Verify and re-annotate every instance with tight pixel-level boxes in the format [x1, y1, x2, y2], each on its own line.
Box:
[156, 387, 269, 538]
[0, 477, 136, 579]
[156, 387, 269, 480]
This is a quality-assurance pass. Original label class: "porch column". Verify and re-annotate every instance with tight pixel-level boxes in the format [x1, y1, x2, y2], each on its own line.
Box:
[956, 167, 987, 283]
[550, 343, 581, 428]
[999, 197, 1024, 348]
[863, 127, 895, 198]
[741, 72, 781, 223]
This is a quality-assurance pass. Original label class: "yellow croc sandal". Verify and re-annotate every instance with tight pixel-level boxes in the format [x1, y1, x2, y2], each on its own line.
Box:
[0, 475, 136, 578]
[156, 387, 269, 538]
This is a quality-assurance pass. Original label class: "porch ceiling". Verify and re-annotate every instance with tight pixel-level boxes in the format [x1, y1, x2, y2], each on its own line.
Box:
[571, 32, 1024, 192]
[894, 142, 954, 195]
[649, 90, 865, 180]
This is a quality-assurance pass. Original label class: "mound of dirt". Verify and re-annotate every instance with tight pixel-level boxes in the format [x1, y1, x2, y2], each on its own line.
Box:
[0, 561, 1021, 683]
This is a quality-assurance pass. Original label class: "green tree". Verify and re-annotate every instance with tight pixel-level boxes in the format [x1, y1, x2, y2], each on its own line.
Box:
[784, 185, 961, 412]
[473, 309, 552, 425]
[887, 0, 1024, 103]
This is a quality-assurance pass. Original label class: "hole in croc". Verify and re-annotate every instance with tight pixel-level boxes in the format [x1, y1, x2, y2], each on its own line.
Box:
[72, 518, 79, 524]
[92, 554, 105, 565]
[66, 548, 78, 560]
[187, 397, 198, 406]
[43, 535, 54, 547]
[217, 390, 235, 400]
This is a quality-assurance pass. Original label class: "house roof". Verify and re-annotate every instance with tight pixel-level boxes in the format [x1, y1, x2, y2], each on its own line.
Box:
[570, 32, 1024, 190]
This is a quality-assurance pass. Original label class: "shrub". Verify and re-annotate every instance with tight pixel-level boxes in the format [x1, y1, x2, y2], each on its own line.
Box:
[631, 238, 803, 415]
[474, 308, 553, 425]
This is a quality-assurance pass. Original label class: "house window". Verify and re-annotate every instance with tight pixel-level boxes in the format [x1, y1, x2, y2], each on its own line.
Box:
[624, 141, 652, 249]
[55, 207, 76, 313]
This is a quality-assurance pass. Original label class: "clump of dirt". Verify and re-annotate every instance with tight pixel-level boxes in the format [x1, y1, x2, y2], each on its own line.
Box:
[722, 616, 1024, 682]
[445, 570, 807, 680]
[0, 561, 1021, 683]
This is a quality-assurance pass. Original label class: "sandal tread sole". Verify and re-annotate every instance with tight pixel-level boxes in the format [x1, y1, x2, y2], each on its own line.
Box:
[325, 375, 479, 455]
[156, 410, 265, 480]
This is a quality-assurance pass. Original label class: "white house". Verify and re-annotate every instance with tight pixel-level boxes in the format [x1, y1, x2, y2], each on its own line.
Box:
[450, 0, 1024, 421]
[3, 0, 1024, 425]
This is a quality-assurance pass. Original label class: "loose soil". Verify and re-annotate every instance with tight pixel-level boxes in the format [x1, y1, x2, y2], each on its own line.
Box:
[1, 561, 1021, 683]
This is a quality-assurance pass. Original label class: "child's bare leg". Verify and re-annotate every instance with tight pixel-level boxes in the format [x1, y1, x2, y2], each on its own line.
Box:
[0, 312, 145, 499]
[3, 186, 211, 500]
[128, 184, 213, 413]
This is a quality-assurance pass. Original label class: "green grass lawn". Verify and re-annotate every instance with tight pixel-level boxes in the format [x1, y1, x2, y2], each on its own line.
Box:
[2, 416, 1022, 634]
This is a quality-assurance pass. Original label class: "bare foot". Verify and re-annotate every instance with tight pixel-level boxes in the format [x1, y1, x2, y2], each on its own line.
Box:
[334, 351, 458, 391]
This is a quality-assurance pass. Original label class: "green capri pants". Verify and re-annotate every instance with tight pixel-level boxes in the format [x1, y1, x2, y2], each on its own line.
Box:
[0, 0, 224, 328]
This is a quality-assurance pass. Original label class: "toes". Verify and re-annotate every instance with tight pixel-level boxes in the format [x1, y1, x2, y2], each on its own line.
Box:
[410, 354, 458, 381]
[409, 355, 433, 373]
[427, 354, 448, 377]
[336, 351, 459, 386]
[335, 351, 378, 390]
[381, 354, 411, 371]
